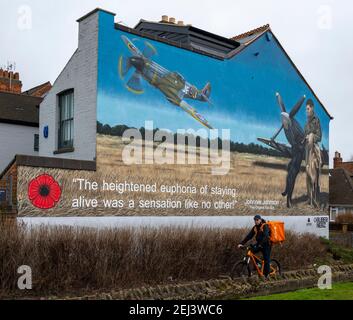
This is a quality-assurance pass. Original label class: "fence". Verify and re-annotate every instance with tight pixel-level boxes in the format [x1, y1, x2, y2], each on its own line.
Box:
[330, 222, 353, 233]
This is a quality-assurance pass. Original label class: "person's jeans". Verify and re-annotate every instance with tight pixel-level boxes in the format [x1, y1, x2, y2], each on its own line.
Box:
[251, 244, 272, 277]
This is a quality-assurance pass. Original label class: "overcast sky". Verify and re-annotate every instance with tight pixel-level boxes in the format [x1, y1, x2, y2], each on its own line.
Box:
[0, 0, 352, 163]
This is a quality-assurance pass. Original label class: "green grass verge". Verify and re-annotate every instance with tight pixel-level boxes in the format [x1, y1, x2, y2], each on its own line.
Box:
[323, 238, 353, 264]
[246, 282, 353, 300]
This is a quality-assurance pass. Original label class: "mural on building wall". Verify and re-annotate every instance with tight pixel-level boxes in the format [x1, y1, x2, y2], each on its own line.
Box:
[16, 15, 331, 217]
[94, 24, 330, 217]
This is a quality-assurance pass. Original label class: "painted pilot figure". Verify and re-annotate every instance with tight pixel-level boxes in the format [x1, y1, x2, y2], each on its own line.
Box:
[281, 116, 305, 208]
[304, 99, 322, 156]
[304, 99, 322, 207]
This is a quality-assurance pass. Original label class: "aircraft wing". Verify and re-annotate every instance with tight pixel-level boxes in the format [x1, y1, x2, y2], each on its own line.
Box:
[179, 100, 213, 129]
[257, 138, 293, 158]
[258, 138, 329, 165]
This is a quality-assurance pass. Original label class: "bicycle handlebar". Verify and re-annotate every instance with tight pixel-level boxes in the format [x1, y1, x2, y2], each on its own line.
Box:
[238, 244, 262, 250]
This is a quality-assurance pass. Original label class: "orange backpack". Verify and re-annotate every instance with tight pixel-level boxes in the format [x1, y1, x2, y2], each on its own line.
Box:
[256, 221, 285, 245]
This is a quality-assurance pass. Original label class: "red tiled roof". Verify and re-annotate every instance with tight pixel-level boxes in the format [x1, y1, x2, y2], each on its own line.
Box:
[23, 81, 52, 97]
[231, 24, 270, 41]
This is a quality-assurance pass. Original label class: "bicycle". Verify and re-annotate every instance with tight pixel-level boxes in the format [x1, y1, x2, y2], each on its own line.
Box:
[231, 245, 281, 278]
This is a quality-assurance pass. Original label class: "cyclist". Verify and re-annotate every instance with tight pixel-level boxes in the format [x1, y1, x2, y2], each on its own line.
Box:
[237, 215, 272, 277]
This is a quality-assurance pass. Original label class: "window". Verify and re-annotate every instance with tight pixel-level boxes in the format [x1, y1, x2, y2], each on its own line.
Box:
[330, 207, 338, 221]
[58, 90, 74, 149]
[338, 207, 346, 214]
[330, 207, 346, 222]
[34, 134, 39, 151]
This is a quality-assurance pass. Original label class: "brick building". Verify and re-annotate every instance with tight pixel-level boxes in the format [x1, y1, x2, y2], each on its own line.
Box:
[334, 152, 353, 173]
[329, 152, 353, 220]
[0, 70, 51, 210]
[0, 69, 22, 94]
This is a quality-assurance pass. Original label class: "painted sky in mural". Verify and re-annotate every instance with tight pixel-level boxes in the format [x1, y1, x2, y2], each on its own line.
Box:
[97, 13, 330, 150]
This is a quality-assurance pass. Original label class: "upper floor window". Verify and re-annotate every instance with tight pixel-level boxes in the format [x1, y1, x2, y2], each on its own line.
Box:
[58, 89, 74, 149]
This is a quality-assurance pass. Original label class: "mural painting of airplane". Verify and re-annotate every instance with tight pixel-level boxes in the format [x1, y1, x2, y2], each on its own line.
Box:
[119, 35, 213, 129]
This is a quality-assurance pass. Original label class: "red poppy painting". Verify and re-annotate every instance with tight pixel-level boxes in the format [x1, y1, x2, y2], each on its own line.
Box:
[28, 174, 61, 209]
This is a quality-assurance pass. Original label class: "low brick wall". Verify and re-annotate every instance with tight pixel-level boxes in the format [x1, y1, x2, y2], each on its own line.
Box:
[48, 264, 353, 300]
[0, 161, 17, 213]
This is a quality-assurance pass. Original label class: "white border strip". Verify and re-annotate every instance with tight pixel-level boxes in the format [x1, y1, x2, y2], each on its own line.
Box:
[18, 216, 329, 239]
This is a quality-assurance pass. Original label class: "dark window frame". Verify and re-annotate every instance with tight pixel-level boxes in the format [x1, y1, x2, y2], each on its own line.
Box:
[57, 89, 74, 150]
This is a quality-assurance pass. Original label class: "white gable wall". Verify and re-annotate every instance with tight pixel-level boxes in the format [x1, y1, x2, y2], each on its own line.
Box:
[39, 11, 99, 161]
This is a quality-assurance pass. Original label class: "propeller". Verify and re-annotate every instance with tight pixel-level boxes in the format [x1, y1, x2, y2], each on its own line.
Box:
[119, 38, 159, 95]
[126, 71, 144, 94]
[276, 92, 286, 113]
[272, 92, 286, 140]
[271, 125, 284, 141]
[118, 56, 131, 78]
[143, 41, 157, 59]
[289, 95, 306, 118]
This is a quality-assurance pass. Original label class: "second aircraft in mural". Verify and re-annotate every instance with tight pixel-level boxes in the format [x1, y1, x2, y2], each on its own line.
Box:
[119, 35, 213, 129]
[258, 93, 328, 209]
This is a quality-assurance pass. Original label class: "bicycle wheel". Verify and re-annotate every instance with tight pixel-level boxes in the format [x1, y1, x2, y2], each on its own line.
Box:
[231, 261, 251, 279]
[270, 259, 281, 276]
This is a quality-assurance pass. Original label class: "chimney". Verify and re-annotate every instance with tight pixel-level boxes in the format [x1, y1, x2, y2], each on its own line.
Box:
[77, 8, 116, 51]
[159, 15, 187, 25]
[334, 151, 343, 168]
[160, 15, 169, 23]
[0, 68, 22, 94]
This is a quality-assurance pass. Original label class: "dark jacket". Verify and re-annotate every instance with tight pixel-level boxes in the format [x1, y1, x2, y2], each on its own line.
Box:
[304, 114, 322, 144]
[241, 219, 270, 247]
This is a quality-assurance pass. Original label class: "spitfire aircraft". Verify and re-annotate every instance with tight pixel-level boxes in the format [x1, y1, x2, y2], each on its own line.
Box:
[257, 93, 329, 165]
[119, 35, 213, 129]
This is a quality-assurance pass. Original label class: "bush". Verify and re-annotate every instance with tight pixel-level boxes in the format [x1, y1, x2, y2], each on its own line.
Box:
[0, 222, 327, 297]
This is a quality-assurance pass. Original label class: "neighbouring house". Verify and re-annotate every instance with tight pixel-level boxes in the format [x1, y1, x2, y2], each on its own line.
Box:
[0, 8, 333, 222]
[329, 152, 353, 221]
[0, 68, 51, 211]
[0, 91, 41, 169]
